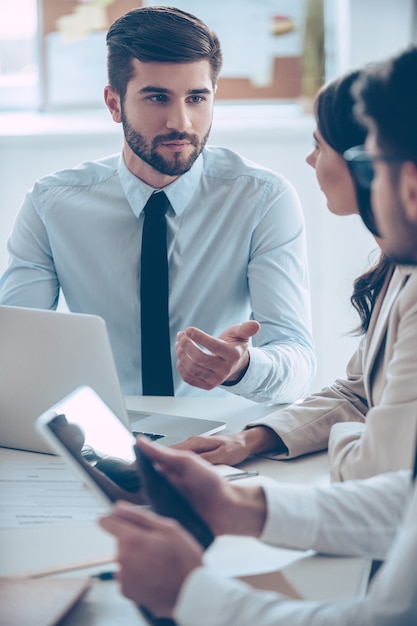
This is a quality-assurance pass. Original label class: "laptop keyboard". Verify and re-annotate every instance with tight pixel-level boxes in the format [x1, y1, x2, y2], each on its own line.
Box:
[132, 430, 165, 441]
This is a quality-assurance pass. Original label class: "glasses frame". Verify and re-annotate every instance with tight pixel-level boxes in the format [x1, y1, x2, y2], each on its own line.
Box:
[343, 145, 412, 238]
[343, 145, 407, 190]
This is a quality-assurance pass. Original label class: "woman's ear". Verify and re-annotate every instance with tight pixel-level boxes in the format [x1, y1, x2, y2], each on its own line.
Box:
[400, 161, 417, 224]
[104, 85, 122, 123]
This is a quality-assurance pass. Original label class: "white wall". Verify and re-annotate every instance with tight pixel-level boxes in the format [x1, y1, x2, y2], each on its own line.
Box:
[331, 0, 415, 75]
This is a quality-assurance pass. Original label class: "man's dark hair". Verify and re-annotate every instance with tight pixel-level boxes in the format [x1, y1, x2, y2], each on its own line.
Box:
[106, 5, 223, 101]
[353, 45, 417, 163]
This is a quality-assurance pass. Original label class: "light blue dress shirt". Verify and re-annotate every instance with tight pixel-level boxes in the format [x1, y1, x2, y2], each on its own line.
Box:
[0, 146, 315, 401]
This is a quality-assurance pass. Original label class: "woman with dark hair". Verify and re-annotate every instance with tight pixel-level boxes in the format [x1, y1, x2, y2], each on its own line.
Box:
[310, 70, 394, 335]
[174, 69, 417, 484]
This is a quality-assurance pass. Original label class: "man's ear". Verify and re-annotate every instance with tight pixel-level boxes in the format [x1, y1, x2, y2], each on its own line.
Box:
[104, 85, 122, 123]
[400, 161, 417, 224]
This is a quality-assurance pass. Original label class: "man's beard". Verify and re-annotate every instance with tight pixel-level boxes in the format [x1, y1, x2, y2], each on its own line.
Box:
[121, 110, 210, 177]
[375, 202, 417, 266]
[383, 242, 417, 266]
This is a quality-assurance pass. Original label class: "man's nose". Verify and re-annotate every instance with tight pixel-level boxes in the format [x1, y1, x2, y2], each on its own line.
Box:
[165, 103, 192, 131]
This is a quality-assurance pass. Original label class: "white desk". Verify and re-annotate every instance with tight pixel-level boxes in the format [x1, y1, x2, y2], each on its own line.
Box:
[0, 397, 370, 625]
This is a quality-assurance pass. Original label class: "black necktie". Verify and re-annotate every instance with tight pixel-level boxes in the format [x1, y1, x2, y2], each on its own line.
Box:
[140, 191, 174, 396]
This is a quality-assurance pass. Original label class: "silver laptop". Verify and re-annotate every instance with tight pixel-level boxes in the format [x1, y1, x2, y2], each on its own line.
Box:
[0, 305, 225, 454]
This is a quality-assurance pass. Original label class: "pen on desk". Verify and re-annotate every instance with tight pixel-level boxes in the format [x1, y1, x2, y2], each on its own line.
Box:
[92, 571, 116, 580]
[224, 470, 259, 481]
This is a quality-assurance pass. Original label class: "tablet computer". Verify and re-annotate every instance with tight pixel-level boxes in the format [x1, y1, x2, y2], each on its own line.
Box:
[134, 443, 214, 549]
[36, 386, 214, 548]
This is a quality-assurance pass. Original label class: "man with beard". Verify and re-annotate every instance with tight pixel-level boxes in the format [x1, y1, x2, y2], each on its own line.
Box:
[0, 6, 315, 401]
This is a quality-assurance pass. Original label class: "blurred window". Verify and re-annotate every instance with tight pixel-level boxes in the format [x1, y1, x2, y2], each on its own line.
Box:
[0, 0, 39, 110]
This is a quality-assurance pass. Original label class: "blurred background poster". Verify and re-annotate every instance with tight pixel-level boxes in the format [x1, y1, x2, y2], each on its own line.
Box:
[42, 0, 321, 108]
[143, 0, 305, 86]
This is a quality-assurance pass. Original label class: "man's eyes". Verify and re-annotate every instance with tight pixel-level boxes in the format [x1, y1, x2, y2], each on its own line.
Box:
[188, 95, 205, 103]
[146, 95, 206, 104]
[148, 94, 169, 103]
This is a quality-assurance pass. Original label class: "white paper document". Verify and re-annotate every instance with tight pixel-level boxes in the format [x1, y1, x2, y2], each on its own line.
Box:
[0, 460, 106, 529]
[205, 535, 312, 578]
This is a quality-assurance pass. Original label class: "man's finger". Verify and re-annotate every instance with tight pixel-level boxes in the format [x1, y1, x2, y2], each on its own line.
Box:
[219, 320, 260, 342]
[183, 326, 227, 355]
[176, 333, 221, 368]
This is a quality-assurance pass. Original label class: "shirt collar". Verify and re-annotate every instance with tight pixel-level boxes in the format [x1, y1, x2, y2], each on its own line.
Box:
[117, 152, 203, 218]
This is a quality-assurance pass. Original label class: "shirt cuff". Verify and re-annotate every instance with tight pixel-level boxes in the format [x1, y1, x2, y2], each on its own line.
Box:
[173, 567, 252, 626]
[260, 483, 319, 550]
[221, 354, 251, 386]
[219, 347, 274, 397]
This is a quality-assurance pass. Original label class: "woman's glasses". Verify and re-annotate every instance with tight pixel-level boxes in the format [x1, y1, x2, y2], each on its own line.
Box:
[343, 145, 406, 189]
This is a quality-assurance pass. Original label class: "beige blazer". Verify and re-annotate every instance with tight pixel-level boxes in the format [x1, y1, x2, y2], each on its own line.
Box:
[249, 265, 417, 481]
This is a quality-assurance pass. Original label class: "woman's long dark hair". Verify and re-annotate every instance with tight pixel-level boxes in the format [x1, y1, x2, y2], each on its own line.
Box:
[350, 253, 394, 333]
[315, 71, 395, 334]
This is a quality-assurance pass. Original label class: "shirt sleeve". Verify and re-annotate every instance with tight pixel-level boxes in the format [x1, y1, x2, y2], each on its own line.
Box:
[260, 472, 409, 559]
[173, 473, 416, 626]
[221, 179, 316, 404]
[0, 187, 60, 308]
[174, 568, 339, 626]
